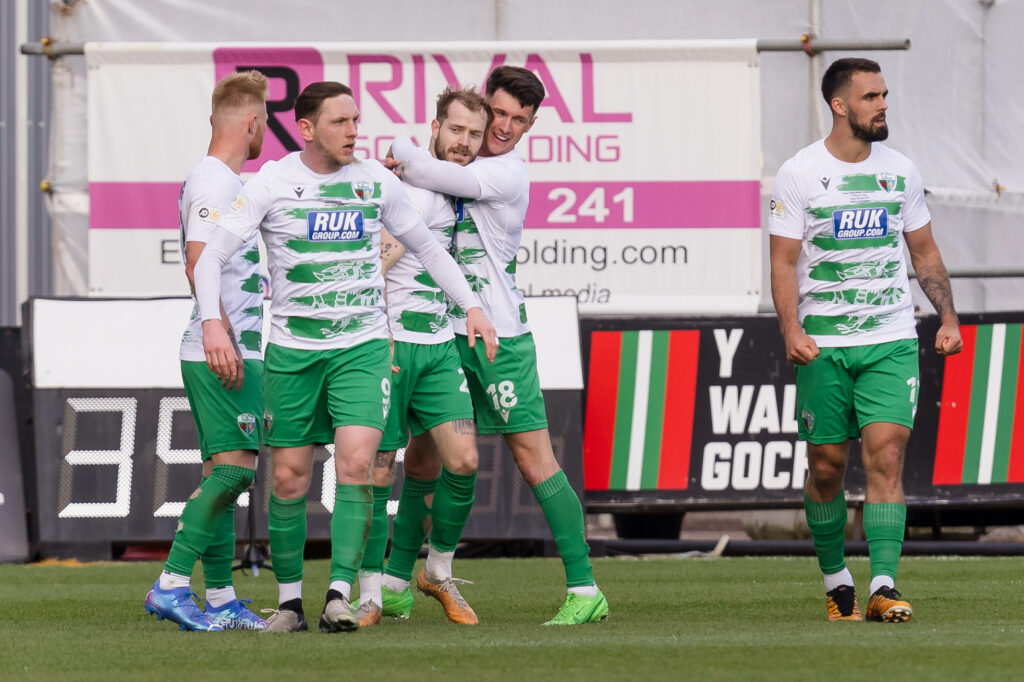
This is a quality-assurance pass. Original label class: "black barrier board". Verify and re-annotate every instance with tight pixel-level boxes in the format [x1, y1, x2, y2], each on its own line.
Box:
[30, 388, 582, 547]
[580, 313, 1024, 511]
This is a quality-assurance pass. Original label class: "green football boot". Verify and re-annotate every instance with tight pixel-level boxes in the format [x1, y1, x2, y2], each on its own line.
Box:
[381, 585, 414, 619]
[542, 589, 609, 626]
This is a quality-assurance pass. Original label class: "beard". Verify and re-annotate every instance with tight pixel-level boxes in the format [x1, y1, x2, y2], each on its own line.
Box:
[433, 137, 473, 164]
[850, 112, 889, 142]
[247, 132, 264, 160]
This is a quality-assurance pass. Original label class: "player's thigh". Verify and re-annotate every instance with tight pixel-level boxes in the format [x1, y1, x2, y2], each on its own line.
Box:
[407, 340, 475, 437]
[181, 359, 263, 460]
[263, 344, 333, 447]
[795, 347, 859, 444]
[379, 341, 419, 451]
[455, 333, 548, 435]
[853, 339, 919, 432]
[324, 338, 392, 431]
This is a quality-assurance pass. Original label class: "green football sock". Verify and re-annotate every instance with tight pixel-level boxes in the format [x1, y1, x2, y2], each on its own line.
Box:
[360, 484, 393, 573]
[329, 484, 373, 584]
[164, 465, 253, 577]
[201, 499, 236, 590]
[384, 475, 437, 582]
[430, 468, 476, 553]
[863, 503, 906, 581]
[532, 470, 594, 588]
[268, 494, 307, 584]
[804, 492, 848, 575]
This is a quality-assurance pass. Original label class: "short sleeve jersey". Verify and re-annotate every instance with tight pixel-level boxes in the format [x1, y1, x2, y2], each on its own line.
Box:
[448, 151, 531, 337]
[768, 140, 931, 347]
[386, 179, 457, 345]
[178, 156, 263, 362]
[218, 152, 424, 351]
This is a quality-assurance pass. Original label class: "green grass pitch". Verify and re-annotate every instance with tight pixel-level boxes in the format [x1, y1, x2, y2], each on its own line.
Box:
[2, 555, 1024, 681]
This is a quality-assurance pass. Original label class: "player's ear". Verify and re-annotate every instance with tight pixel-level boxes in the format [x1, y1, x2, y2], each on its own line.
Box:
[830, 96, 846, 118]
[296, 117, 315, 142]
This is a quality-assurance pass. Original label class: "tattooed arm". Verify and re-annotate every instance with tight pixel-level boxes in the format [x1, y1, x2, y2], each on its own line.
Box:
[379, 227, 406, 275]
[905, 223, 962, 355]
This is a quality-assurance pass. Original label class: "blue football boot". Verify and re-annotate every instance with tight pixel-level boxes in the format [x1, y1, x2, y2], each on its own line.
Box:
[205, 598, 268, 630]
[144, 580, 224, 631]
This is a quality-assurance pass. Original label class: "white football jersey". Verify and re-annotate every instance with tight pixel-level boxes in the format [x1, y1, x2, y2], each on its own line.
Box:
[217, 153, 426, 351]
[178, 156, 263, 361]
[386, 181, 457, 344]
[447, 151, 531, 337]
[768, 140, 931, 347]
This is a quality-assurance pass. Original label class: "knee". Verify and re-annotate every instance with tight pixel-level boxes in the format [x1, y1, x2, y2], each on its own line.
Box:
[446, 447, 478, 476]
[273, 465, 310, 499]
[808, 457, 845, 486]
[403, 451, 442, 481]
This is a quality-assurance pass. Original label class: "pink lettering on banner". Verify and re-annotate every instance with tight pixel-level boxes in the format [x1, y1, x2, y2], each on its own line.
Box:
[581, 54, 632, 122]
[89, 182, 180, 229]
[213, 47, 325, 172]
[349, 54, 405, 123]
[524, 181, 761, 229]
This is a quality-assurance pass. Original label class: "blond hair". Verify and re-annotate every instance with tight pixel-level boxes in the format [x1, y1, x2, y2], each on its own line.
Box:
[212, 70, 269, 113]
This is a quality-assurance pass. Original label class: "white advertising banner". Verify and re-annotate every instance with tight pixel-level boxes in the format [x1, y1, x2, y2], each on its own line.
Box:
[86, 41, 762, 314]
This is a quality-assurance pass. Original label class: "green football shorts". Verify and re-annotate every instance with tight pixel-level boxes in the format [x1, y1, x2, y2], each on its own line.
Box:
[180, 359, 263, 460]
[263, 339, 391, 447]
[455, 332, 548, 435]
[795, 338, 919, 443]
[379, 339, 475, 450]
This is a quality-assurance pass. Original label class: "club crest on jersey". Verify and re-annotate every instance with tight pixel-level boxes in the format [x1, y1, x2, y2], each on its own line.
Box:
[307, 210, 364, 242]
[353, 181, 375, 201]
[237, 413, 256, 436]
[877, 172, 897, 192]
[832, 207, 888, 239]
[801, 409, 815, 433]
[263, 410, 273, 433]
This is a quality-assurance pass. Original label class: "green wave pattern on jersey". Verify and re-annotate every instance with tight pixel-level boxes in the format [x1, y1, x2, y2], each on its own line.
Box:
[453, 246, 487, 265]
[808, 260, 902, 282]
[289, 288, 382, 309]
[398, 310, 450, 334]
[239, 330, 262, 352]
[806, 286, 906, 306]
[836, 174, 906, 192]
[316, 182, 381, 200]
[240, 273, 264, 294]
[286, 261, 378, 283]
[286, 312, 377, 340]
[803, 312, 897, 336]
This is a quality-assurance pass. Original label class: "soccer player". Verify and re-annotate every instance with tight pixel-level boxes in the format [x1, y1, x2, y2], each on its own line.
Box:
[768, 57, 962, 623]
[389, 66, 609, 626]
[144, 70, 270, 632]
[353, 86, 490, 627]
[193, 81, 497, 634]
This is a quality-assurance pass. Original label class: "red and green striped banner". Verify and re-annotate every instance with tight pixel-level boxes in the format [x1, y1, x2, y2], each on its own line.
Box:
[583, 329, 700, 491]
[933, 323, 1024, 485]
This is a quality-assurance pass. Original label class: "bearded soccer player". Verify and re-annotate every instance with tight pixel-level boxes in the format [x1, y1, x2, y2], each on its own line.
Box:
[144, 70, 270, 631]
[351, 86, 490, 627]
[194, 81, 496, 634]
[769, 57, 961, 623]
[390, 66, 609, 626]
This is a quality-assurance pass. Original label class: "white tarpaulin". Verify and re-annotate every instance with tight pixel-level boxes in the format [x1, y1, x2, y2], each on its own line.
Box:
[85, 41, 763, 314]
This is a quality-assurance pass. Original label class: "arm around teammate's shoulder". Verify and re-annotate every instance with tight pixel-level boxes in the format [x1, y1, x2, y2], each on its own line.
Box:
[391, 137, 485, 199]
